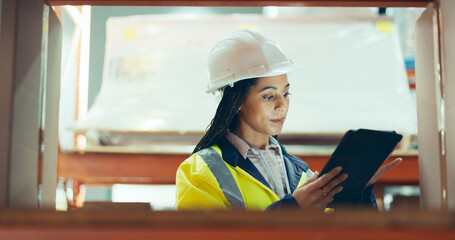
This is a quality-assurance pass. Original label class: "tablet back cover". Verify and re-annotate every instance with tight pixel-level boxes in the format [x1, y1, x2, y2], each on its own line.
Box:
[320, 129, 402, 206]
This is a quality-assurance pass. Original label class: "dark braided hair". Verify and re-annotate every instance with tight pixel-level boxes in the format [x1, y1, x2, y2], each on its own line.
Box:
[193, 78, 258, 154]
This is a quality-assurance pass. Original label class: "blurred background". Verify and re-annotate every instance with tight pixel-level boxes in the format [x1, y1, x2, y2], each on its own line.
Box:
[54, 6, 424, 211]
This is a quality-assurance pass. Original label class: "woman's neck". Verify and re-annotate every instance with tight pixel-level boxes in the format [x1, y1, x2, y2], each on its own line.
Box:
[234, 126, 269, 149]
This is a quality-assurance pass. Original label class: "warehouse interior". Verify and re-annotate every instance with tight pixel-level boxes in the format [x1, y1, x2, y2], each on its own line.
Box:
[57, 5, 422, 211]
[0, 0, 454, 239]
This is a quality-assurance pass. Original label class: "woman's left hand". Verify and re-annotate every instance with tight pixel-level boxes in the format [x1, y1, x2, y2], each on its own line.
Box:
[365, 158, 402, 188]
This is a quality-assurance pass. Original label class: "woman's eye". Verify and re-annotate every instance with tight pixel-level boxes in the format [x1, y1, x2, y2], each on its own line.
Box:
[283, 92, 291, 97]
[264, 95, 274, 100]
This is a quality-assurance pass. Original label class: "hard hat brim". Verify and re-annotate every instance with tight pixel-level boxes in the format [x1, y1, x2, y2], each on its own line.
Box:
[206, 63, 303, 94]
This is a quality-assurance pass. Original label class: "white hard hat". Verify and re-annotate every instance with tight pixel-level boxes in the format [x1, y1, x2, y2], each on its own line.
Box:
[206, 29, 303, 94]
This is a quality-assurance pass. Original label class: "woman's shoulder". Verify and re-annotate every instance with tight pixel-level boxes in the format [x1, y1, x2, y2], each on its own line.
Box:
[177, 147, 221, 186]
[180, 145, 221, 171]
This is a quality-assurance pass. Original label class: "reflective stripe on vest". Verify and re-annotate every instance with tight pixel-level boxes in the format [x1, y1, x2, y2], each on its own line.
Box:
[197, 147, 246, 210]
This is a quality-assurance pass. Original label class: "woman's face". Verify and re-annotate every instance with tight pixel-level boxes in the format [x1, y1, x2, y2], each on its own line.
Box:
[236, 74, 290, 145]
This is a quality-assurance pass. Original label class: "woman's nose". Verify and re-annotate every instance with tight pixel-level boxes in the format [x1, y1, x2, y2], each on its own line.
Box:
[275, 95, 287, 111]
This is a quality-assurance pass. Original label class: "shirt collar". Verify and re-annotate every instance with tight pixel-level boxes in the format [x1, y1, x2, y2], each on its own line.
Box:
[226, 131, 280, 159]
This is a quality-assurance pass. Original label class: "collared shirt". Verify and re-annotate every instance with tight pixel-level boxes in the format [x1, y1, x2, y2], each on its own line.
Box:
[226, 131, 288, 197]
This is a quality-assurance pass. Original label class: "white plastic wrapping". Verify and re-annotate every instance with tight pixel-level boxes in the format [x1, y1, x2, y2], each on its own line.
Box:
[73, 14, 417, 136]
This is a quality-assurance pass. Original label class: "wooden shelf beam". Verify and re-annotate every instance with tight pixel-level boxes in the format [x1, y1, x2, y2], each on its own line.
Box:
[58, 152, 419, 186]
[1, 209, 454, 239]
[47, 0, 432, 8]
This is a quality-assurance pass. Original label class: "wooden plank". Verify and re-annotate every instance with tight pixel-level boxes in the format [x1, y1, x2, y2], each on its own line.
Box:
[0, 210, 454, 240]
[8, 0, 47, 209]
[58, 151, 419, 185]
[40, 6, 63, 209]
[0, 0, 18, 209]
[47, 0, 432, 7]
[415, 3, 443, 210]
[301, 155, 420, 186]
[58, 152, 186, 184]
[2, 227, 455, 240]
[440, 0, 455, 212]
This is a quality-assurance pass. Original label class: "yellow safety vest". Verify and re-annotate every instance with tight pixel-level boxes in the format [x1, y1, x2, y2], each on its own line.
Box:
[175, 144, 312, 211]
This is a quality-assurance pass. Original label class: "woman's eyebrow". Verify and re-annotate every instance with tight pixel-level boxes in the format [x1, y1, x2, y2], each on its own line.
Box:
[258, 86, 277, 92]
[257, 83, 290, 93]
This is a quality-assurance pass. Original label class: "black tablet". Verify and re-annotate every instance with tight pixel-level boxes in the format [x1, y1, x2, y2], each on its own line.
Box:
[319, 129, 402, 206]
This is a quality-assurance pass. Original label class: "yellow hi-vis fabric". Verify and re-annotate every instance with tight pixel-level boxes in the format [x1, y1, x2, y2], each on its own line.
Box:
[175, 145, 309, 211]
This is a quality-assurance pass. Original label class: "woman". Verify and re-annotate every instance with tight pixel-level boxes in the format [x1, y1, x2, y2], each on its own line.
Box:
[175, 29, 401, 211]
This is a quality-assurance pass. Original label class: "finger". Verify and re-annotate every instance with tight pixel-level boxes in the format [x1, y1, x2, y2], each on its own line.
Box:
[311, 167, 342, 190]
[382, 158, 402, 172]
[323, 186, 343, 204]
[384, 158, 402, 171]
[366, 158, 403, 188]
[321, 173, 348, 193]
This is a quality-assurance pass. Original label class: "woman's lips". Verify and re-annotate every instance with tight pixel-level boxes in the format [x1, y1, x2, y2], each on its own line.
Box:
[271, 118, 285, 124]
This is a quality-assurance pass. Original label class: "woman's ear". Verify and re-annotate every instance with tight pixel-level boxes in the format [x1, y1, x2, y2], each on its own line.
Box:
[237, 106, 242, 113]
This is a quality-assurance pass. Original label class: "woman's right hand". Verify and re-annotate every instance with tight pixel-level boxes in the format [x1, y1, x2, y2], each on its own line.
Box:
[292, 167, 348, 210]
